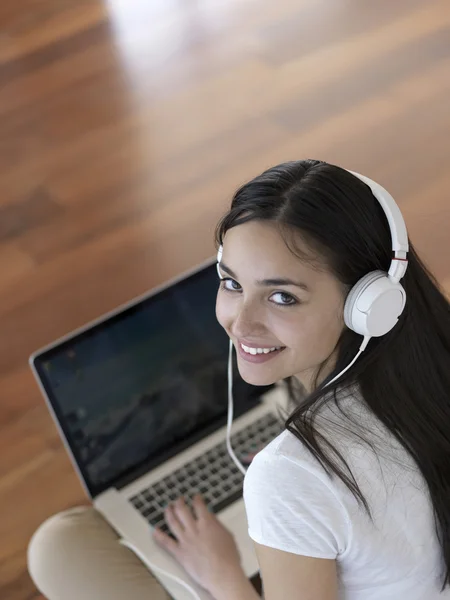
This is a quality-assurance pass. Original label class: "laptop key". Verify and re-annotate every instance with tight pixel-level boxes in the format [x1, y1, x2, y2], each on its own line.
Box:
[210, 488, 243, 514]
[149, 513, 164, 526]
[159, 523, 176, 540]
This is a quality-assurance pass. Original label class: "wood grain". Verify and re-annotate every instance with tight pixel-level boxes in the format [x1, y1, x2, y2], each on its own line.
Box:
[0, 1, 449, 598]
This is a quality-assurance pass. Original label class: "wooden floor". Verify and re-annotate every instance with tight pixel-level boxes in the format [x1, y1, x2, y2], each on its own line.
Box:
[1, 0, 449, 598]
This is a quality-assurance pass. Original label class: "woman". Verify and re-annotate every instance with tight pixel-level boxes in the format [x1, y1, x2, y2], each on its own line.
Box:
[28, 159, 450, 600]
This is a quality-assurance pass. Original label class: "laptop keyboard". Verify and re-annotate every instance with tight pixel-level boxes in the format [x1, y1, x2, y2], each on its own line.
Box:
[129, 412, 281, 536]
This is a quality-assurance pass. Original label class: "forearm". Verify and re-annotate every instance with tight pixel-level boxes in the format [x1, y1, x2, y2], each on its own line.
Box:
[210, 569, 261, 600]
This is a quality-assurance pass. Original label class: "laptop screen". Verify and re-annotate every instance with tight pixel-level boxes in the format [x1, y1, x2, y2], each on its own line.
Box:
[32, 262, 273, 498]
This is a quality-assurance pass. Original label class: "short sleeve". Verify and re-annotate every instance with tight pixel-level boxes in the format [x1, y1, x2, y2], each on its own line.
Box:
[243, 439, 351, 559]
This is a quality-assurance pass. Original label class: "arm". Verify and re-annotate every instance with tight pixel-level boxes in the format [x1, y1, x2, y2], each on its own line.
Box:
[209, 567, 261, 600]
[210, 544, 338, 600]
[255, 543, 338, 600]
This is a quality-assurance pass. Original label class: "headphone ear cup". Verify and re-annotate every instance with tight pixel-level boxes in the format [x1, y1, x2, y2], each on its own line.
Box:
[344, 274, 372, 332]
[344, 271, 406, 337]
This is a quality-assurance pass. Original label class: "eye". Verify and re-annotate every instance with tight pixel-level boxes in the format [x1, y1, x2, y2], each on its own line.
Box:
[219, 279, 298, 307]
[270, 292, 298, 306]
[220, 278, 242, 292]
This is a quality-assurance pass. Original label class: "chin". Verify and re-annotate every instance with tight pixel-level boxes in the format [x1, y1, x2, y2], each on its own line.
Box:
[237, 365, 280, 387]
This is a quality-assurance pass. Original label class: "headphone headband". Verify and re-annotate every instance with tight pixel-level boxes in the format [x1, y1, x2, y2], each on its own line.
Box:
[347, 170, 409, 282]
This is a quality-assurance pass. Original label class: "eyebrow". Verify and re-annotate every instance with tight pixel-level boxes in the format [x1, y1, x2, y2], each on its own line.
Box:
[219, 262, 310, 292]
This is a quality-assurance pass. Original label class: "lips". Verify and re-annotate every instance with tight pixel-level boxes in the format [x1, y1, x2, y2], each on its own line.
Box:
[240, 342, 281, 355]
[237, 341, 286, 364]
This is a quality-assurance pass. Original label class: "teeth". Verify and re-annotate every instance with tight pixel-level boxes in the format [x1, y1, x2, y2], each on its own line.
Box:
[241, 343, 280, 355]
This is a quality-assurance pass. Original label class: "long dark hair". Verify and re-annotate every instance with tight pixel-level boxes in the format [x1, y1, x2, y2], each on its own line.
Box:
[215, 159, 450, 588]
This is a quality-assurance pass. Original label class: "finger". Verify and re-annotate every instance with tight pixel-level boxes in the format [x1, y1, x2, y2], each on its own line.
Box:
[164, 504, 186, 539]
[171, 497, 197, 532]
[153, 527, 180, 558]
[192, 494, 211, 521]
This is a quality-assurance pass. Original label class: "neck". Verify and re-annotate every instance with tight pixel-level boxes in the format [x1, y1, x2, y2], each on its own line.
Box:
[294, 353, 338, 393]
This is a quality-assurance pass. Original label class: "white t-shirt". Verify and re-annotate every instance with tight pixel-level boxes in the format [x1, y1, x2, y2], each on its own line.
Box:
[243, 391, 449, 599]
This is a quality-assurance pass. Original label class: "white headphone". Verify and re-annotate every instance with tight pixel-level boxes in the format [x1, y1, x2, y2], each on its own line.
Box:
[217, 169, 409, 340]
[342, 170, 409, 337]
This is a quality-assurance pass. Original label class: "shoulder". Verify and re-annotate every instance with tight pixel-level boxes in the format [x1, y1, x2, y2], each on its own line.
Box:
[246, 386, 379, 485]
[246, 427, 331, 482]
[243, 428, 351, 558]
[244, 426, 349, 508]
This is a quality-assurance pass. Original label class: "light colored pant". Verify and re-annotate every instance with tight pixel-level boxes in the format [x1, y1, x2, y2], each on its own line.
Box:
[28, 506, 171, 600]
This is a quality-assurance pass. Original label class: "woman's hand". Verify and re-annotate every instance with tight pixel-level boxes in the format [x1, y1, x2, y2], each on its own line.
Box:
[153, 494, 244, 594]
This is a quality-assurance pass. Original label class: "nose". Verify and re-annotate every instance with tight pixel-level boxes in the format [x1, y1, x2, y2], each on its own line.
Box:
[230, 300, 267, 340]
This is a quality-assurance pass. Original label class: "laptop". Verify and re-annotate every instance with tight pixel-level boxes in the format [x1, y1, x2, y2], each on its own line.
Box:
[30, 257, 288, 599]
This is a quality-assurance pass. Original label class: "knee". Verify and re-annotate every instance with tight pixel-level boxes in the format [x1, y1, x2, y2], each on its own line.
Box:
[27, 506, 93, 589]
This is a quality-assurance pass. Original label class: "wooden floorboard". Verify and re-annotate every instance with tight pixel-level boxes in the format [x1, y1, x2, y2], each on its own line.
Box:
[0, 1, 449, 598]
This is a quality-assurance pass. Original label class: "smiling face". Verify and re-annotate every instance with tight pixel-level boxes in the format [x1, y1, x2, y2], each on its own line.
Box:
[215, 220, 347, 391]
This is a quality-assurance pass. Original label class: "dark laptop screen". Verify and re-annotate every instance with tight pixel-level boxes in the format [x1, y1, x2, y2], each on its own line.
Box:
[33, 262, 272, 498]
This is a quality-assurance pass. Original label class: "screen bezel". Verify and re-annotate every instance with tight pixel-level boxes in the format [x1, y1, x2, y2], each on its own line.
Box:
[30, 257, 268, 499]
